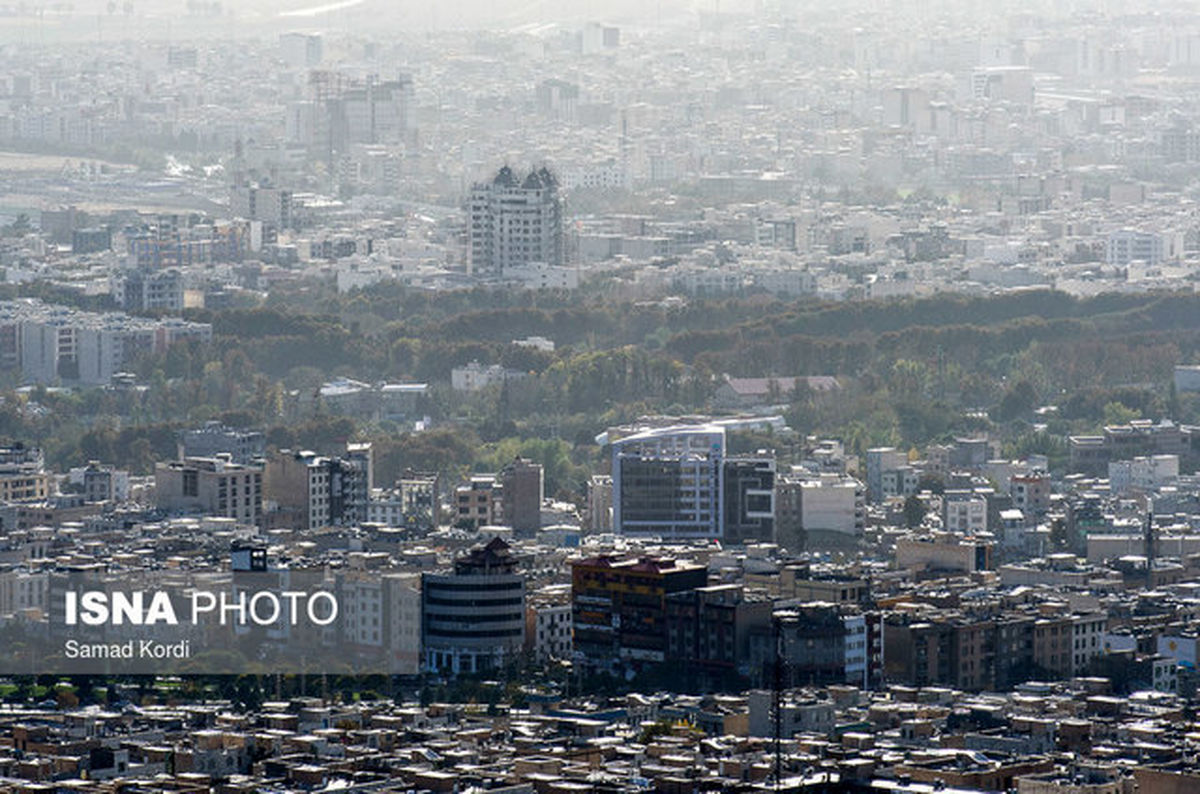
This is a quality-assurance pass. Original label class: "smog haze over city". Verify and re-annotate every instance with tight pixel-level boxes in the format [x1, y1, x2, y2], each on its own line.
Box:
[5, 0, 1200, 792]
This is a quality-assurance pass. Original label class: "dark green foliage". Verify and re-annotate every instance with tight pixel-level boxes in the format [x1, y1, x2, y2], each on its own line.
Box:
[22, 286, 1200, 485]
[992, 380, 1038, 423]
[903, 495, 926, 529]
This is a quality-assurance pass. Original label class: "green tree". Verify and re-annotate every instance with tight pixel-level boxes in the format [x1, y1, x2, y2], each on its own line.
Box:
[903, 494, 926, 528]
[128, 438, 155, 475]
[889, 359, 931, 399]
[991, 379, 1037, 422]
[1102, 401, 1140, 426]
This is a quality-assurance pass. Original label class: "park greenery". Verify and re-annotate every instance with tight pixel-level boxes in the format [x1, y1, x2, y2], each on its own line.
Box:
[5, 284, 1200, 497]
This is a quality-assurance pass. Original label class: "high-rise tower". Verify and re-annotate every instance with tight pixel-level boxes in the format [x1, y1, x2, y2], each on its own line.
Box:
[468, 166, 563, 276]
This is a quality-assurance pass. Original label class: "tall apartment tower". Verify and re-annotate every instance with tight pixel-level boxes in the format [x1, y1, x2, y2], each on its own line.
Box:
[468, 166, 563, 276]
[264, 445, 371, 530]
[280, 32, 323, 69]
[499, 456, 544, 537]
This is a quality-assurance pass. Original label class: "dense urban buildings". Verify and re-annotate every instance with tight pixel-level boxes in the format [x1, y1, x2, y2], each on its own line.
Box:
[5, 0, 1200, 790]
[0, 299, 211, 385]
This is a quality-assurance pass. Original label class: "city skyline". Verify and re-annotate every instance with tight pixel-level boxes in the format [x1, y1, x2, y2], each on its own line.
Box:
[0, 0, 1198, 791]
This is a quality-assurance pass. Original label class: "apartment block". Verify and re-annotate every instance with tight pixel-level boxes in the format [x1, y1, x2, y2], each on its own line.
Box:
[455, 475, 502, 529]
[468, 166, 563, 277]
[499, 456, 544, 537]
[179, 423, 266, 465]
[264, 446, 372, 530]
[154, 456, 263, 526]
[0, 299, 211, 385]
[665, 584, 772, 688]
[776, 472, 865, 542]
[571, 554, 708, 674]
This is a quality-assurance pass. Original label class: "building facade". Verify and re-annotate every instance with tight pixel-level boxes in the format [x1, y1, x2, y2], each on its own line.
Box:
[611, 425, 774, 543]
[422, 538, 526, 675]
[571, 554, 708, 675]
[527, 595, 573, 664]
[468, 166, 563, 276]
[154, 456, 263, 525]
[865, 447, 909, 502]
[665, 584, 772, 688]
[499, 456, 544, 537]
[264, 446, 371, 530]
[179, 422, 266, 465]
[455, 475, 502, 529]
[776, 472, 866, 542]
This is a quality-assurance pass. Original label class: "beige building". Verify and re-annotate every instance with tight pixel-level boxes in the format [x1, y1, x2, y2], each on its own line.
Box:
[776, 473, 865, 542]
[154, 456, 263, 525]
[1033, 613, 1075, 678]
[0, 471, 52, 502]
[526, 588, 573, 664]
[499, 456, 543, 536]
[1015, 769, 1136, 794]
[745, 563, 870, 605]
[264, 450, 319, 528]
[455, 475, 502, 529]
[264, 447, 372, 530]
[0, 570, 46, 617]
[1134, 767, 1200, 794]
[0, 444, 52, 506]
[895, 535, 992, 573]
[339, 570, 421, 676]
[1031, 609, 1106, 678]
[587, 475, 613, 532]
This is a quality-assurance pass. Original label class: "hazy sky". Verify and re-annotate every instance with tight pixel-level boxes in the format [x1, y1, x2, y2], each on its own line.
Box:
[0, 0, 1186, 44]
[0, 0, 715, 40]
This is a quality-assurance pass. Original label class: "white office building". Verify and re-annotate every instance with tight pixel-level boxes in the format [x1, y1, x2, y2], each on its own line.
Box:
[468, 166, 563, 277]
[611, 425, 774, 543]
